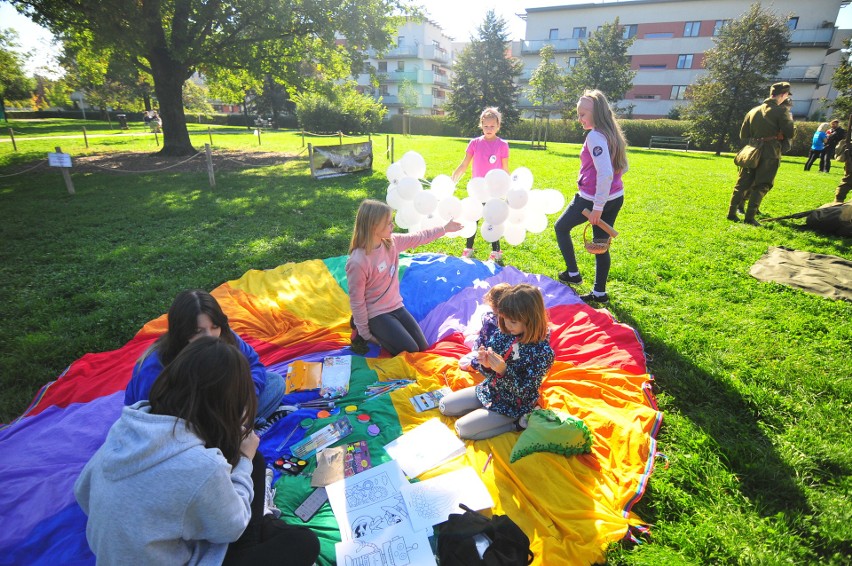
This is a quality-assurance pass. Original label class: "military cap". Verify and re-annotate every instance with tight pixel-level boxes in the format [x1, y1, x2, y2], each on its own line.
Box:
[770, 82, 791, 96]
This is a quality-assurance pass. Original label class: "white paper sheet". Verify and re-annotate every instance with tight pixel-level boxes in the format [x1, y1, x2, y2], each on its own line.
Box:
[401, 466, 494, 532]
[334, 522, 436, 566]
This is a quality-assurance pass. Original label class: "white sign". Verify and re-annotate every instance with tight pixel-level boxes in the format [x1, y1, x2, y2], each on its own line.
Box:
[48, 152, 72, 168]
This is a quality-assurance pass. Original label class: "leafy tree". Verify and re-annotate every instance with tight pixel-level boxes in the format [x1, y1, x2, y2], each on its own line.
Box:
[526, 43, 563, 110]
[182, 80, 213, 116]
[446, 10, 522, 136]
[563, 17, 635, 110]
[0, 29, 35, 122]
[12, 0, 409, 155]
[828, 38, 852, 118]
[682, 4, 790, 155]
[397, 79, 419, 114]
[294, 84, 385, 134]
[254, 75, 295, 129]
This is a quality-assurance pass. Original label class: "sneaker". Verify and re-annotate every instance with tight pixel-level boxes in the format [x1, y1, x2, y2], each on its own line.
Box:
[488, 250, 503, 265]
[461, 248, 474, 259]
[558, 271, 583, 285]
[264, 468, 282, 518]
[580, 292, 609, 304]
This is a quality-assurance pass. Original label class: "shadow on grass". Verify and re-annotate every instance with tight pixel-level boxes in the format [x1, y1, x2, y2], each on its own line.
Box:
[629, 148, 716, 160]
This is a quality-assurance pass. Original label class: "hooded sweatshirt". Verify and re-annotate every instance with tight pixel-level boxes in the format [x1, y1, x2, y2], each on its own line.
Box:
[74, 402, 253, 565]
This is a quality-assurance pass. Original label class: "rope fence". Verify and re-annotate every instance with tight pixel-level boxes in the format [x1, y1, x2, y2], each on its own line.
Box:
[0, 159, 47, 178]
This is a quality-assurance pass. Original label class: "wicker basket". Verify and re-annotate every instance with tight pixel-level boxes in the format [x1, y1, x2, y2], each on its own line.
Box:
[583, 223, 611, 254]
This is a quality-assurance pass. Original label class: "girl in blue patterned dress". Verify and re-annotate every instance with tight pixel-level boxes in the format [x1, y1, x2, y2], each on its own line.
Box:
[440, 284, 555, 440]
[459, 282, 511, 371]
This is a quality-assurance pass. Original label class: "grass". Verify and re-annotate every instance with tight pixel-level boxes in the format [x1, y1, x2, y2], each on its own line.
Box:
[2, 119, 850, 565]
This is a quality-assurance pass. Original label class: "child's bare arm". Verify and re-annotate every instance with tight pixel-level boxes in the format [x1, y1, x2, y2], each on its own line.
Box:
[452, 154, 473, 183]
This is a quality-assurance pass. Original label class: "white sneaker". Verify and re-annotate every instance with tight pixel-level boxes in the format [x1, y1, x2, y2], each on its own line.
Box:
[264, 468, 281, 518]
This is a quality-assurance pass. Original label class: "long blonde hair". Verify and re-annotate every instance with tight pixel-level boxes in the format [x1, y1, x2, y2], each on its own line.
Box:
[349, 199, 392, 253]
[579, 89, 628, 173]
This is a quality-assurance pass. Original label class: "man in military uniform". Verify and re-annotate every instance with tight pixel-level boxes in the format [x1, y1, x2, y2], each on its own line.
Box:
[727, 82, 795, 226]
[832, 114, 852, 203]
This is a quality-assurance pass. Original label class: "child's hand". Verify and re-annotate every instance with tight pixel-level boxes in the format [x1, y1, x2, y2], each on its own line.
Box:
[444, 220, 462, 233]
[479, 347, 507, 375]
[239, 430, 259, 460]
[587, 209, 603, 225]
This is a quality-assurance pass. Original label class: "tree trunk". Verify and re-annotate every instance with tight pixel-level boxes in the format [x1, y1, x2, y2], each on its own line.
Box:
[148, 54, 195, 156]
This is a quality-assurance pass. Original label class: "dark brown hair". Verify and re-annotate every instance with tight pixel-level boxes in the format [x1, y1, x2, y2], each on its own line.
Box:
[156, 290, 236, 366]
[496, 284, 549, 343]
[149, 336, 256, 467]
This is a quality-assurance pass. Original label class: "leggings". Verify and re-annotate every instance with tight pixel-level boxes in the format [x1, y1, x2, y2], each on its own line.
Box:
[804, 149, 823, 171]
[224, 452, 320, 566]
[554, 194, 623, 293]
[439, 386, 517, 440]
[369, 307, 429, 355]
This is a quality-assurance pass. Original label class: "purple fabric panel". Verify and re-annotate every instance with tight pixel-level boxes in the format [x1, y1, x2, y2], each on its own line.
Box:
[0, 391, 122, 551]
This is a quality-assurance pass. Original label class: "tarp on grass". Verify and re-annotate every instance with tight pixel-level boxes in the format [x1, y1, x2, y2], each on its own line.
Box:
[0, 253, 661, 566]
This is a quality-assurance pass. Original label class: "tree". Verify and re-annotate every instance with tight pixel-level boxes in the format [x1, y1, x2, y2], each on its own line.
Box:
[829, 38, 852, 118]
[526, 43, 563, 110]
[12, 0, 409, 155]
[397, 79, 419, 113]
[682, 4, 790, 155]
[0, 29, 35, 122]
[446, 10, 522, 136]
[182, 80, 214, 117]
[563, 17, 635, 110]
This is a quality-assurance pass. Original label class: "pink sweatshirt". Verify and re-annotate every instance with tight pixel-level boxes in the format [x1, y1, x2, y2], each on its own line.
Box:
[346, 227, 445, 341]
[467, 136, 509, 178]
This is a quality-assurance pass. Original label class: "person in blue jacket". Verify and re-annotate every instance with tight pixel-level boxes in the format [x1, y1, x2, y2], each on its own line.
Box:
[125, 289, 285, 424]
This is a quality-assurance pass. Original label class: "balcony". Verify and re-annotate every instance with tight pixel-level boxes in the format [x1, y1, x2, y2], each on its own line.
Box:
[788, 28, 834, 47]
[383, 45, 420, 58]
[775, 65, 823, 83]
[379, 71, 419, 83]
[434, 73, 449, 86]
[521, 38, 581, 53]
[422, 45, 450, 63]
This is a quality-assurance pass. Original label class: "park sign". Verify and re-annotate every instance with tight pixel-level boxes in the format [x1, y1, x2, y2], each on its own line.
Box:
[47, 152, 72, 168]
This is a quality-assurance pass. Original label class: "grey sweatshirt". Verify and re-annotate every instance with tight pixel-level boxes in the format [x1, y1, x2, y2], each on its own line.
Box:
[74, 402, 254, 565]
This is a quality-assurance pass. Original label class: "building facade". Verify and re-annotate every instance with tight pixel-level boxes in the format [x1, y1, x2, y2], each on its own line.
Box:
[518, 0, 851, 118]
[354, 19, 455, 116]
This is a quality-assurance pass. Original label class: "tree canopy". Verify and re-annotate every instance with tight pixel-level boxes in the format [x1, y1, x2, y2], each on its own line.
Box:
[829, 38, 852, 119]
[446, 10, 522, 136]
[526, 43, 563, 110]
[682, 3, 790, 154]
[11, 0, 409, 154]
[564, 17, 635, 108]
[0, 29, 35, 122]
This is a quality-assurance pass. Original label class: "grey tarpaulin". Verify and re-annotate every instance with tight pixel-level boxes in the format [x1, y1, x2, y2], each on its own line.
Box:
[749, 246, 851, 301]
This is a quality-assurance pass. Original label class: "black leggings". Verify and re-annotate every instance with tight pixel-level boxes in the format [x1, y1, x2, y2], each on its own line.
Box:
[804, 149, 823, 171]
[224, 453, 320, 566]
[369, 306, 429, 355]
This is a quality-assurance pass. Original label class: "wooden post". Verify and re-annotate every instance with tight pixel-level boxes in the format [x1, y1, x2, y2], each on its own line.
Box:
[208, 126, 213, 147]
[154, 131, 159, 146]
[205, 143, 216, 189]
[391, 137, 395, 163]
[256, 128, 261, 146]
[338, 131, 343, 146]
[301, 130, 305, 147]
[307, 143, 315, 177]
[55, 146, 75, 195]
[9, 128, 17, 151]
[82, 126, 89, 148]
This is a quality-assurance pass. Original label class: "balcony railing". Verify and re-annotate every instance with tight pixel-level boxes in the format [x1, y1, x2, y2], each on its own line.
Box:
[775, 65, 823, 83]
[422, 45, 450, 63]
[788, 28, 834, 47]
[379, 71, 419, 82]
[383, 45, 419, 58]
[521, 38, 581, 53]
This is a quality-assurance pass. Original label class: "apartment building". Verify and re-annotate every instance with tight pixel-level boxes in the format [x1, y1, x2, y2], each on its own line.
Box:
[354, 19, 455, 116]
[517, 0, 851, 118]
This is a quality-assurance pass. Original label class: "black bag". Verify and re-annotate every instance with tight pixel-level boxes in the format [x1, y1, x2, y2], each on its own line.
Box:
[436, 504, 534, 566]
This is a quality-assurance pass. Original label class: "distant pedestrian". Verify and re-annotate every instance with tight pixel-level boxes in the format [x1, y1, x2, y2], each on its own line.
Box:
[823, 119, 845, 173]
[804, 123, 829, 172]
[727, 82, 795, 226]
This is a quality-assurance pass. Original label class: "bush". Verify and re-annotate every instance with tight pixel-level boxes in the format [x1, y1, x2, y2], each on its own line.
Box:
[377, 114, 463, 137]
[294, 90, 386, 134]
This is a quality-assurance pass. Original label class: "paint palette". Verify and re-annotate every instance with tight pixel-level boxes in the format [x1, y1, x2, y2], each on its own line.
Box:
[273, 456, 308, 476]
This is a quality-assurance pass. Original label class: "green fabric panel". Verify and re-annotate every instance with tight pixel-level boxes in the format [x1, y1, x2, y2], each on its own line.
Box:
[272, 355, 404, 565]
[323, 255, 350, 295]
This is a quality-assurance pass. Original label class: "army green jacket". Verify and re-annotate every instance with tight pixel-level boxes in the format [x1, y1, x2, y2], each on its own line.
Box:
[739, 98, 795, 158]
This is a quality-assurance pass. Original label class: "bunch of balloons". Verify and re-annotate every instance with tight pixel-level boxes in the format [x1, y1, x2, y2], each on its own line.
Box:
[384, 151, 566, 246]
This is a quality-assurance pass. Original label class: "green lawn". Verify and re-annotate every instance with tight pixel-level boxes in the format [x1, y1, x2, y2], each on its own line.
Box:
[1, 119, 850, 565]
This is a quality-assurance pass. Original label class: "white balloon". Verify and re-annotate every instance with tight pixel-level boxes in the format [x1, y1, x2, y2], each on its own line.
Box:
[430, 174, 456, 199]
[541, 189, 566, 215]
[480, 222, 505, 243]
[386, 161, 405, 183]
[437, 195, 462, 220]
[386, 186, 405, 210]
[396, 176, 422, 200]
[504, 223, 527, 246]
[525, 212, 549, 234]
[510, 167, 534, 191]
[459, 221, 477, 238]
[395, 203, 421, 229]
[482, 198, 510, 225]
[484, 169, 511, 199]
[460, 196, 483, 222]
[421, 212, 445, 230]
[526, 190, 547, 215]
[466, 177, 489, 203]
[506, 188, 529, 210]
[400, 151, 427, 179]
[413, 190, 439, 215]
[507, 207, 526, 225]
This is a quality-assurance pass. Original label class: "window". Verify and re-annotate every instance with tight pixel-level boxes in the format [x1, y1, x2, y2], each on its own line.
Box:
[622, 24, 638, 39]
[684, 21, 700, 37]
[380, 85, 389, 95]
[787, 17, 799, 31]
[677, 54, 693, 69]
[397, 36, 405, 47]
[572, 27, 586, 39]
[549, 28, 559, 40]
[568, 57, 580, 68]
[645, 32, 674, 39]
[634, 94, 658, 100]
[713, 20, 729, 36]
[378, 61, 387, 72]
[671, 85, 688, 100]
[397, 61, 404, 71]
[432, 40, 440, 48]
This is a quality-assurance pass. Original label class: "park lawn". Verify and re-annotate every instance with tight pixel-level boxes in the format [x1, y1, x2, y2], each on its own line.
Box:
[1, 121, 850, 565]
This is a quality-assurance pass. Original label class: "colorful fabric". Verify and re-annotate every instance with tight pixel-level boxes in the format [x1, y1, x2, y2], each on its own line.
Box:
[0, 253, 661, 566]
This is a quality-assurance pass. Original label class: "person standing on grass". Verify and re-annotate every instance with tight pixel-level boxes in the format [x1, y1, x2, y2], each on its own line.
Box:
[452, 107, 510, 264]
[823, 119, 845, 174]
[804, 123, 829, 172]
[346, 199, 461, 356]
[727, 82, 795, 226]
[554, 89, 628, 304]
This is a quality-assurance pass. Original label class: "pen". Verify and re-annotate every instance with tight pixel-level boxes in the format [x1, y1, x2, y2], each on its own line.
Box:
[482, 453, 493, 473]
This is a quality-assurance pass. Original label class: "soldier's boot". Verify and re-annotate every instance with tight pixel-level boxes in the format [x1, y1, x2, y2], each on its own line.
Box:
[743, 193, 764, 226]
[727, 193, 742, 221]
